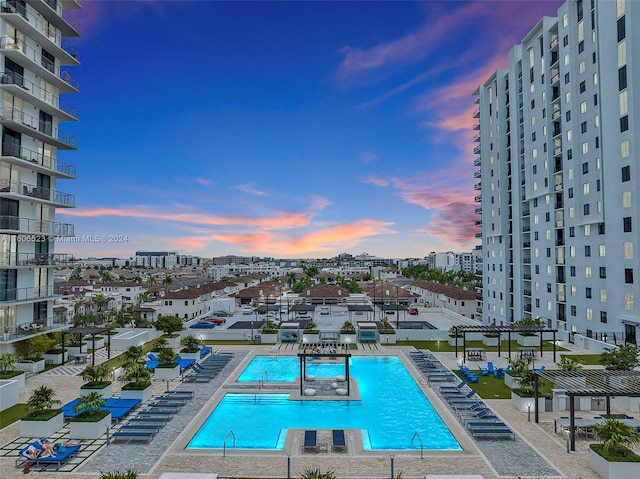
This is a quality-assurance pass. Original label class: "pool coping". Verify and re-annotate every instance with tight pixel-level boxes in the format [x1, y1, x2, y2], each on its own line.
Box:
[171, 350, 479, 457]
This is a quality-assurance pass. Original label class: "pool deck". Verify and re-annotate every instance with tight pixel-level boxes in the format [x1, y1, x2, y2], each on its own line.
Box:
[0, 343, 625, 478]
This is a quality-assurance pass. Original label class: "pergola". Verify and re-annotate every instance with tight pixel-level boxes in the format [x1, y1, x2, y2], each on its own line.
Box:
[533, 369, 640, 450]
[453, 325, 558, 362]
[61, 327, 112, 366]
[298, 343, 351, 396]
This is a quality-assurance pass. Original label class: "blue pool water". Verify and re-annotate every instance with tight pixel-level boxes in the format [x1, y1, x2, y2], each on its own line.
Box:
[187, 356, 461, 451]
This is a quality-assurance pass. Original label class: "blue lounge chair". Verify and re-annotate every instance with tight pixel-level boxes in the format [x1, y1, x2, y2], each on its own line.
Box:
[112, 430, 155, 443]
[303, 430, 318, 452]
[331, 429, 347, 452]
[147, 353, 158, 361]
[445, 389, 477, 402]
[479, 362, 495, 376]
[17, 441, 81, 469]
[439, 380, 468, 393]
[534, 365, 546, 373]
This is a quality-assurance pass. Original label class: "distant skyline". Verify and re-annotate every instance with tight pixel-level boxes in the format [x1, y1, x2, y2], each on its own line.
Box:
[57, 0, 563, 259]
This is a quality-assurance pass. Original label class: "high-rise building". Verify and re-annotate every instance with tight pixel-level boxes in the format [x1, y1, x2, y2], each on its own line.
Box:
[0, 0, 80, 341]
[476, 0, 639, 343]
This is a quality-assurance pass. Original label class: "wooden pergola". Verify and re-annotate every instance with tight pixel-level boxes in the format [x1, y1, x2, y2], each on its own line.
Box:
[298, 343, 351, 396]
[534, 369, 640, 451]
[453, 325, 558, 362]
[61, 327, 112, 366]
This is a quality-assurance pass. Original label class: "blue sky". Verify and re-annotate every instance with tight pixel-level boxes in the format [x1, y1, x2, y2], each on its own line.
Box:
[57, 0, 563, 259]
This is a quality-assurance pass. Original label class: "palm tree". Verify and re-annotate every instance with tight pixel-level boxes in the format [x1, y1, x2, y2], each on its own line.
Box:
[100, 271, 113, 283]
[162, 275, 172, 291]
[0, 352, 17, 372]
[73, 391, 106, 417]
[591, 417, 640, 456]
[119, 361, 151, 389]
[147, 275, 157, 285]
[81, 364, 110, 386]
[122, 345, 145, 364]
[26, 385, 61, 415]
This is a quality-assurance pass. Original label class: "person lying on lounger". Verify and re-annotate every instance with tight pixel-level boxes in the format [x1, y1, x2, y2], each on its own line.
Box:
[24, 446, 41, 459]
[39, 439, 56, 458]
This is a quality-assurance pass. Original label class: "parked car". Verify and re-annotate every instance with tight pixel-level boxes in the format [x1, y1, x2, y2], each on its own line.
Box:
[320, 306, 330, 315]
[354, 311, 365, 316]
[214, 310, 233, 317]
[242, 306, 254, 315]
[190, 322, 215, 329]
[203, 317, 226, 325]
[408, 307, 419, 315]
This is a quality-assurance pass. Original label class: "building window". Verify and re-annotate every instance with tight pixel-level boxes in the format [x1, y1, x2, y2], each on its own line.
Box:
[619, 65, 627, 90]
[600, 311, 607, 323]
[617, 16, 626, 42]
[621, 140, 630, 158]
[625, 293, 634, 310]
[584, 204, 590, 215]
[569, 227, 575, 237]
[625, 268, 633, 284]
[579, 81, 586, 93]
[624, 217, 632, 232]
[623, 191, 632, 207]
[585, 245, 591, 257]
[571, 305, 576, 316]
[600, 289, 607, 302]
[586, 287, 592, 299]
[599, 267, 606, 279]
[585, 266, 592, 278]
[624, 242, 633, 259]
[622, 166, 630, 182]
[620, 115, 629, 132]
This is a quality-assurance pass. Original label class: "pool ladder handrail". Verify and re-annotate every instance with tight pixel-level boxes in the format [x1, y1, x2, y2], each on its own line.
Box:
[260, 370, 269, 387]
[411, 431, 424, 459]
[223, 430, 236, 457]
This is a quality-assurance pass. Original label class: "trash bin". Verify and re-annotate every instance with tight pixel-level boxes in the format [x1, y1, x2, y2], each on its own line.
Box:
[254, 335, 261, 345]
[543, 393, 553, 412]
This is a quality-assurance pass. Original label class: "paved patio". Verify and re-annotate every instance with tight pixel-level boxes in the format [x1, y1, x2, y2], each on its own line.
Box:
[0, 341, 630, 479]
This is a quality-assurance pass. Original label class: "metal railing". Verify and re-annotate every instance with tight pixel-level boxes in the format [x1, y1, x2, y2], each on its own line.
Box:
[0, 252, 70, 267]
[0, 36, 79, 90]
[0, 142, 75, 177]
[0, 70, 78, 118]
[0, 215, 74, 236]
[0, 178, 75, 207]
[0, 106, 77, 148]
[0, 284, 56, 303]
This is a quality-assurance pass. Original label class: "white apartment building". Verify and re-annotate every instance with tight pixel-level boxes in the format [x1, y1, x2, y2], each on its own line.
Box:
[0, 0, 80, 343]
[425, 251, 478, 273]
[476, 0, 639, 344]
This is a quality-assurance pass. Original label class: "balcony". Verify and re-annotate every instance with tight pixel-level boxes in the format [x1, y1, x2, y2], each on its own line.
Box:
[473, 134, 480, 142]
[0, 285, 56, 303]
[0, 215, 74, 236]
[473, 123, 480, 131]
[475, 219, 482, 226]
[0, 179, 75, 207]
[475, 207, 482, 214]
[474, 194, 482, 202]
[0, 142, 75, 178]
[0, 252, 70, 267]
[474, 170, 481, 178]
[474, 157, 481, 166]
[475, 231, 482, 238]
[523, 290, 531, 296]
[0, 1, 80, 64]
[474, 144, 481, 154]
[0, 106, 77, 150]
[27, 0, 81, 37]
[0, 36, 79, 92]
[474, 182, 481, 190]
[473, 110, 480, 119]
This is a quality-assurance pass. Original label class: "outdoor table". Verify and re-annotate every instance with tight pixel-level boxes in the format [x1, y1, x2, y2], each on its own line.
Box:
[74, 353, 89, 364]
[465, 347, 486, 361]
[517, 347, 538, 359]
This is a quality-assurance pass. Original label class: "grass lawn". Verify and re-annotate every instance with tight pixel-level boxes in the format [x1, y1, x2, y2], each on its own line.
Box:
[392, 340, 569, 353]
[452, 371, 554, 399]
[0, 403, 28, 429]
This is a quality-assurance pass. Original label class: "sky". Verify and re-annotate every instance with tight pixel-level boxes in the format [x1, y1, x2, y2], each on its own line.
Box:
[55, 0, 564, 260]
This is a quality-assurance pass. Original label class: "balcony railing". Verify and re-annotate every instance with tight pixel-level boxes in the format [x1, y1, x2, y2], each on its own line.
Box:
[0, 178, 75, 207]
[0, 1, 80, 59]
[0, 252, 70, 267]
[0, 106, 77, 149]
[0, 70, 78, 118]
[0, 285, 55, 303]
[0, 316, 73, 340]
[1, 142, 76, 177]
[0, 215, 74, 236]
[0, 36, 79, 90]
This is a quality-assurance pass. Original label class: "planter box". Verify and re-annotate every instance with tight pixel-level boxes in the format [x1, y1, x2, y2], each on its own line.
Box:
[303, 333, 320, 343]
[260, 333, 278, 344]
[120, 385, 152, 403]
[379, 333, 396, 344]
[0, 371, 25, 389]
[166, 336, 181, 348]
[154, 364, 180, 381]
[0, 379, 20, 411]
[588, 447, 640, 479]
[69, 412, 112, 439]
[66, 345, 88, 356]
[85, 337, 105, 349]
[510, 391, 545, 413]
[44, 351, 68, 365]
[20, 411, 64, 438]
[340, 333, 357, 344]
[17, 359, 45, 374]
[482, 335, 499, 347]
[517, 334, 539, 347]
[448, 336, 462, 347]
[613, 395, 638, 413]
[80, 383, 113, 398]
[504, 374, 521, 389]
[179, 351, 200, 361]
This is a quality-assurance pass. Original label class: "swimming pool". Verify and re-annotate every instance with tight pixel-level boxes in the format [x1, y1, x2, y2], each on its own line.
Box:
[187, 356, 461, 451]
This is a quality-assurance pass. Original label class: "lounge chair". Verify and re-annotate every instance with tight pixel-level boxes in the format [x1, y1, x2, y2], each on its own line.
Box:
[479, 362, 495, 376]
[147, 353, 158, 361]
[460, 409, 499, 424]
[159, 390, 194, 399]
[445, 390, 477, 402]
[469, 426, 515, 440]
[439, 380, 468, 393]
[303, 430, 318, 452]
[112, 430, 155, 443]
[17, 441, 81, 469]
[331, 429, 347, 452]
